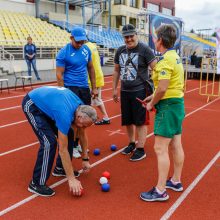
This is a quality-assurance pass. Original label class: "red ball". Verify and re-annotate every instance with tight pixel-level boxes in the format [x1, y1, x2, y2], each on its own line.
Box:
[102, 171, 110, 180]
[79, 189, 84, 196]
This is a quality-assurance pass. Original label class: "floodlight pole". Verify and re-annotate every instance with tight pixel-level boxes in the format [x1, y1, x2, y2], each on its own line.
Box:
[92, 0, 94, 28]
[108, 0, 111, 30]
[83, 0, 85, 28]
[66, 0, 69, 30]
[35, 0, 40, 18]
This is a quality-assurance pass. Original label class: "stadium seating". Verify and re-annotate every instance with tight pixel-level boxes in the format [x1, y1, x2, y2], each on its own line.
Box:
[0, 10, 70, 47]
[50, 20, 124, 49]
[182, 34, 216, 50]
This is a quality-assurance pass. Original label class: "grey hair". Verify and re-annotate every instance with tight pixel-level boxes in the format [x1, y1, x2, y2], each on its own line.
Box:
[78, 105, 97, 123]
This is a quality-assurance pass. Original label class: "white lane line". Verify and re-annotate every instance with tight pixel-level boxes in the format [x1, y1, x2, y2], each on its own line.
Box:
[2, 96, 219, 156]
[0, 82, 57, 98]
[185, 97, 219, 117]
[0, 80, 209, 127]
[0, 142, 39, 157]
[0, 131, 153, 217]
[0, 87, 114, 112]
[0, 120, 27, 129]
[0, 94, 25, 101]
[0, 105, 20, 112]
[0, 78, 112, 101]
[0, 81, 210, 112]
[0, 99, 219, 216]
[160, 150, 220, 220]
[185, 107, 220, 113]
[0, 114, 121, 157]
[0, 97, 117, 128]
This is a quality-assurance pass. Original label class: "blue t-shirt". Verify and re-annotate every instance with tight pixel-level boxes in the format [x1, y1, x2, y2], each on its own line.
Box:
[56, 43, 92, 88]
[29, 86, 83, 135]
[24, 44, 37, 60]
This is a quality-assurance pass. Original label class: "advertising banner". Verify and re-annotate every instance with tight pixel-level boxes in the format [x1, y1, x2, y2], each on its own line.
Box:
[149, 14, 182, 56]
[216, 28, 220, 74]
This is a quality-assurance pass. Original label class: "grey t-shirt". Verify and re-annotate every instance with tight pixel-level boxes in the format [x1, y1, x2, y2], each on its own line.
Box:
[114, 42, 155, 91]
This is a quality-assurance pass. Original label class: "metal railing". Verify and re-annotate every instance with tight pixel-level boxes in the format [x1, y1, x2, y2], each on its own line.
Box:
[0, 47, 14, 62]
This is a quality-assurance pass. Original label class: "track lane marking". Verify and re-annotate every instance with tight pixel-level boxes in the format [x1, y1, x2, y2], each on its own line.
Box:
[0, 97, 118, 128]
[0, 76, 113, 101]
[0, 98, 219, 216]
[160, 150, 220, 220]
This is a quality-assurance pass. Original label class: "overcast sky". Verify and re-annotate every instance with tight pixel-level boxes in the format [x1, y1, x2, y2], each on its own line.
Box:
[175, 0, 220, 33]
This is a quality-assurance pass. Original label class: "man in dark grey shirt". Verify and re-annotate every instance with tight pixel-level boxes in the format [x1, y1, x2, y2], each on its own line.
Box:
[113, 24, 157, 161]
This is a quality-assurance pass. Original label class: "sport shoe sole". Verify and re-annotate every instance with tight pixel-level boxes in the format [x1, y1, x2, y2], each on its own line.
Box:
[130, 153, 146, 161]
[52, 172, 65, 177]
[73, 153, 81, 158]
[166, 185, 183, 192]
[140, 194, 169, 202]
[28, 186, 55, 197]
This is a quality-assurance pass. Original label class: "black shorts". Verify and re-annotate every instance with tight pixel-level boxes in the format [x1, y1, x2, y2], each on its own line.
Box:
[120, 89, 149, 126]
[65, 86, 91, 105]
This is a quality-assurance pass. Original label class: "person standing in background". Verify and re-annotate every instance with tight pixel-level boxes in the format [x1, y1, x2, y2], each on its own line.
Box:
[86, 41, 110, 125]
[55, 26, 98, 162]
[24, 36, 41, 80]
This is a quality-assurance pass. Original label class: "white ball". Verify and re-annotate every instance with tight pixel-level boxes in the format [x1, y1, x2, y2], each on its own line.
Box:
[99, 177, 108, 185]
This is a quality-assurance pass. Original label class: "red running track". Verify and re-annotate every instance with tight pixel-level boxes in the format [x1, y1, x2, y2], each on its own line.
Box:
[0, 77, 219, 219]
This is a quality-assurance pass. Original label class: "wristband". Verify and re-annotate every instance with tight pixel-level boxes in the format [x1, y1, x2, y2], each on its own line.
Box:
[82, 158, 89, 161]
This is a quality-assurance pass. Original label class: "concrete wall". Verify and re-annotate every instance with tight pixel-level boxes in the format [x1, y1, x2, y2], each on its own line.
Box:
[0, 0, 35, 16]
[49, 12, 83, 24]
[0, 59, 56, 74]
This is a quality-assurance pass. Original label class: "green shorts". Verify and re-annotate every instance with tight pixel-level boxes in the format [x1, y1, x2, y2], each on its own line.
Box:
[154, 98, 185, 138]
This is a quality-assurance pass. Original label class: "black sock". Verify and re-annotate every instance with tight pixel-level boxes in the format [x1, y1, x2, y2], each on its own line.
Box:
[136, 148, 144, 152]
[129, 142, 136, 146]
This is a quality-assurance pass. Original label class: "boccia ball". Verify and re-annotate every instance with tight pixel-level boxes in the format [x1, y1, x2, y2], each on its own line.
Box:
[99, 176, 108, 185]
[77, 189, 84, 197]
[102, 171, 110, 180]
[93, 148, 100, 156]
[110, 144, 117, 151]
[101, 183, 110, 192]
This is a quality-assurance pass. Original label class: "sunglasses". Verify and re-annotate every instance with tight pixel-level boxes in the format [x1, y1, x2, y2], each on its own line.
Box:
[124, 35, 135, 40]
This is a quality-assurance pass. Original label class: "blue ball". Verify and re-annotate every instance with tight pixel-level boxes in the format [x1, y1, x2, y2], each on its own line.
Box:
[110, 144, 117, 151]
[93, 148, 100, 155]
[101, 183, 110, 192]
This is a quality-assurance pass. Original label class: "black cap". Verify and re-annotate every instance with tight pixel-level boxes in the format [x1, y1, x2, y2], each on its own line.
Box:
[121, 24, 137, 37]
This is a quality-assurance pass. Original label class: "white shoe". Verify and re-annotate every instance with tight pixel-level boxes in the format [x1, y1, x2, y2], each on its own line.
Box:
[76, 145, 82, 153]
[73, 148, 81, 158]
[76, 144, 89, 153]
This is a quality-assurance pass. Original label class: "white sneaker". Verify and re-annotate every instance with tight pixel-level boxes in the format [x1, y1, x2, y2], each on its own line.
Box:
[76, 144, 89, 153]
[73, 148, 81, 158]
[76, 145, 82, 153]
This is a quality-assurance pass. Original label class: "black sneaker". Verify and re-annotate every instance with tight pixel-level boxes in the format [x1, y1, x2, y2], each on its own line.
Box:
[95, 119, 110, 125]
[28, 181, 55, 197]
[121, 143, 136, 155]
[130, 149, 146, 161]
[52, 167, 80, 178]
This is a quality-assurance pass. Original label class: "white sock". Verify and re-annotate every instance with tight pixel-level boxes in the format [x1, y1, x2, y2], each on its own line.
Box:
[171, 178, 181, 185]
[155, 187, 165, 194]
[103, 117, 109, 121]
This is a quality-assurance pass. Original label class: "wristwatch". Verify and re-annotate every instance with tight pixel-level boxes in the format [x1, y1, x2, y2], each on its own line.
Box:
[82, 158, 89, 161]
